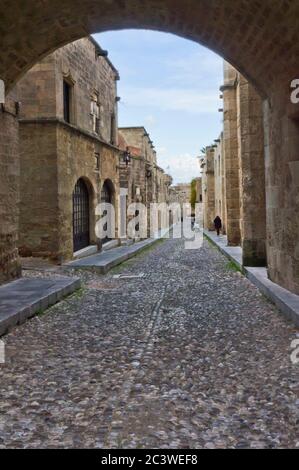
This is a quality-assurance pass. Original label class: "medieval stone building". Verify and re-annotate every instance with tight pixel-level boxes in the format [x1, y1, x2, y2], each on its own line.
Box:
[118, 127, 156, 208]
[118, 127, 172, 235]
[201, 134, 226, 233]
[16, 37, 121, 262]
[194, 178, 203, 204]
[169, 184, 191, 210]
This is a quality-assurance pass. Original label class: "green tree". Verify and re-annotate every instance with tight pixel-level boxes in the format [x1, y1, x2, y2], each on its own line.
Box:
[190, 179, 197, 210]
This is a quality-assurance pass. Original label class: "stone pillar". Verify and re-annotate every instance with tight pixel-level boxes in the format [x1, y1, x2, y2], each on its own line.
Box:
[218, 134, 227, 235]
[205, 147, 215, 231]
[237, 76, 267, 267]
[221, 63, 241, 246]
[0, 91, 21, 284]
[264, 82, 299, 294]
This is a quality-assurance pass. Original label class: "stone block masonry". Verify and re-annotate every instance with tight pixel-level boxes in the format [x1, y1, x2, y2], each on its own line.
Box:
[0, 93, 21, 284]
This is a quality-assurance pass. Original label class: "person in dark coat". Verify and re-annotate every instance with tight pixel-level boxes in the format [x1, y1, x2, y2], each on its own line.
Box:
[214, 216, 222, 236]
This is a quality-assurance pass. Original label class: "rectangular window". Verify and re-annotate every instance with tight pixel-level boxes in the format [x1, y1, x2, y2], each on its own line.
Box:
[95, 153, 100, 171]
[110, 114, 116, 145]
[63, 80, 72, 123]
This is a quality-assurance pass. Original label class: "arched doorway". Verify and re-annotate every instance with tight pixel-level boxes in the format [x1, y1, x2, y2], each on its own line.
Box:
[101, 179, 115, 244]
[73, 178, 90, 252]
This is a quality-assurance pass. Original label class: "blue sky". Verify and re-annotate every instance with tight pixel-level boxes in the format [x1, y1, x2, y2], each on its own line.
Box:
[93, 30, 223, 184]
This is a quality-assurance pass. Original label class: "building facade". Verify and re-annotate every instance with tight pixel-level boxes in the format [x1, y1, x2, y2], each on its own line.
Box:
[169, 184, 191, 211]
[194, 178, 203, 204]
[202, 62, 267, 267]
[201, 134, 227, 233]
[201, 148, 216, 231]
[16, 37, 121, 262]
[118, 127, 172, 235]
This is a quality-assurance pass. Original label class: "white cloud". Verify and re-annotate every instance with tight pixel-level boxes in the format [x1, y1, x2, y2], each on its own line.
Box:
[166, 50, 223, 84]
[121, 86, 220, 114]
[156, 146, 167, 155]
[144, 114, 157, 126]
[157, 152, 200, 184]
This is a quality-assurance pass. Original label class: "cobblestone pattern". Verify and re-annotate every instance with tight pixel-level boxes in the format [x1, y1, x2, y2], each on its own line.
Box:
[0, 239, 298, 448]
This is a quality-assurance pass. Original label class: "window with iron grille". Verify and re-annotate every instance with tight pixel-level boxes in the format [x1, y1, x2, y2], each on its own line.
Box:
[73, 179, 90, 252]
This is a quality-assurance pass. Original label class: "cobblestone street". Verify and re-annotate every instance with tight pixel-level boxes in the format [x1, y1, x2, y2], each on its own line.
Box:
[0, 238, 298, 449]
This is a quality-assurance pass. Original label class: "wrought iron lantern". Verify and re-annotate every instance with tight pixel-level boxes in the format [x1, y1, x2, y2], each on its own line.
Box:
[123, 147, 131, 166]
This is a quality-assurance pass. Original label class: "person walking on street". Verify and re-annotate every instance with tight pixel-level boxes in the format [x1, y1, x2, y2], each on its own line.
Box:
[214, 216, 222, 236]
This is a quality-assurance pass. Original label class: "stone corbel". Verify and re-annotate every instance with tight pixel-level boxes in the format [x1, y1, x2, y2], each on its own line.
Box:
[220, 79, 237, 92]
[62, 70, 76, 86]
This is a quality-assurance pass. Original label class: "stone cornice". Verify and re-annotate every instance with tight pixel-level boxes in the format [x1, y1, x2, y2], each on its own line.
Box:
[19, 117, 121, 153]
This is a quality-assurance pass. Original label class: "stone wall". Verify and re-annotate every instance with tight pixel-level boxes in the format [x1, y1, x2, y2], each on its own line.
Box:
[169, 184, 191, 207]
[57, 124, 119, 261]
[221, 63, 241, 246]
[17, 55, 57, 120]
[19, 123, 59, 259]
[201, 148, 215, 231]
[213, 134, 227, 234]
[220, 64, 267, 265]
[265, 86, 299, 294]
[0, 93, 21, 283]
[237, 75, 267, 267]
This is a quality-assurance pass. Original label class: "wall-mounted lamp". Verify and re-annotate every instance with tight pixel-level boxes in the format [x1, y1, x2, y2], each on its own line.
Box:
[123, 147, 131, 166]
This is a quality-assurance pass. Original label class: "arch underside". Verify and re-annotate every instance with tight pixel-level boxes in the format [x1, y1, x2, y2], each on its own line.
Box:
[1, 0, 299, 95]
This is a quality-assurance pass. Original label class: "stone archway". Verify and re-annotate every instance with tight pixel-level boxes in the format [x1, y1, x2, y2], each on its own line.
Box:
[1, 0, 299, 96]
[0, 0, 299, 292]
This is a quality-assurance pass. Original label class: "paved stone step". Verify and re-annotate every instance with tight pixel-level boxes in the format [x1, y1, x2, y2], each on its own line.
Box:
[204, 229, 299, 327]
[73, 245, 98, 260]
[102, 240, 120, 251]
[66, 238, 161, 274]
[0, 276, 81, 336]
